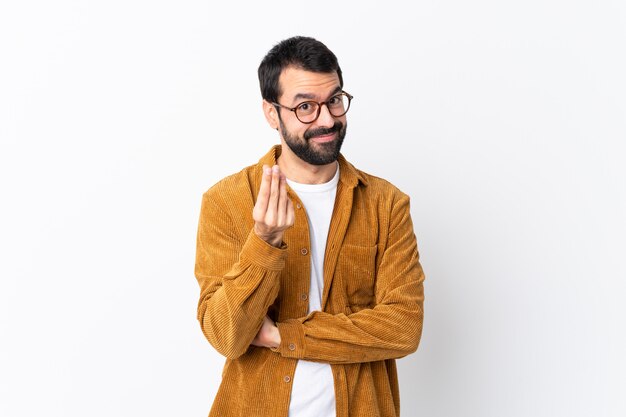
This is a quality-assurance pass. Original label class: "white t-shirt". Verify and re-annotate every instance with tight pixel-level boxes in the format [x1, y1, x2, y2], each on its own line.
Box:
[286, 165, 339, 417]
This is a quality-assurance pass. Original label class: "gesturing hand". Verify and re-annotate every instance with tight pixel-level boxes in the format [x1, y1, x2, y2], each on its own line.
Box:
[253, 165, 295, 247]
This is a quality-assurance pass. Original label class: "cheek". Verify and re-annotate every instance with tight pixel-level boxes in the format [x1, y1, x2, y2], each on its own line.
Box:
[288, 123, 306, 138]
[281, 120, 305, 139]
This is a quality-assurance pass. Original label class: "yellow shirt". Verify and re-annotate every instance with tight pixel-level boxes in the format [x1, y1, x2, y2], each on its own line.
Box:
[195, 145, 425, 417]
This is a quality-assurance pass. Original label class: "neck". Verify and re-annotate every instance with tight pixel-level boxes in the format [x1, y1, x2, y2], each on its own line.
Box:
[277, 146, 338, 185]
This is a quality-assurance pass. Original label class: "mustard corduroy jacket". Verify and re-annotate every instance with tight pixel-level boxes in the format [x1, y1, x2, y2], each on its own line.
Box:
[195, 146, 425, 417]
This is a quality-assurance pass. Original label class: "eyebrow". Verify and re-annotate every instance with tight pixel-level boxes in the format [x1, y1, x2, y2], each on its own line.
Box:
[292, 86, 342, 103]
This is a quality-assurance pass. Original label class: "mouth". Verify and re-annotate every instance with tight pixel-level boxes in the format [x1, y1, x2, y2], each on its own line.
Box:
[309, 132, 336, 143]
[304, 122, 343, 144]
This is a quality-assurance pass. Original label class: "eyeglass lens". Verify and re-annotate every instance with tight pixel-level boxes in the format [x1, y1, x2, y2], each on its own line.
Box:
[296, 93, 350, 123]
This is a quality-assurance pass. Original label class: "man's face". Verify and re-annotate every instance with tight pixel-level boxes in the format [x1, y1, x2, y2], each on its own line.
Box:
[275, 67, 347, 166]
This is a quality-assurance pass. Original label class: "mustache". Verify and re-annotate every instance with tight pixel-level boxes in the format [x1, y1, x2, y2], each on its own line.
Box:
[304, 122, 343, 140]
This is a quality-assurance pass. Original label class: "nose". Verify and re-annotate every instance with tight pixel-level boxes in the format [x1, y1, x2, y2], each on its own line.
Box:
[315, 103, 336, 128]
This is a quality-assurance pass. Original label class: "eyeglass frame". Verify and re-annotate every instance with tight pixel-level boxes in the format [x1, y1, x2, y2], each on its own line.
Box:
[271, 91, 353, 124]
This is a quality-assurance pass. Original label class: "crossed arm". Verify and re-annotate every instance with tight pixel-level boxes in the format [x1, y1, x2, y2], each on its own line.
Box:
[195, 165, 424, 362]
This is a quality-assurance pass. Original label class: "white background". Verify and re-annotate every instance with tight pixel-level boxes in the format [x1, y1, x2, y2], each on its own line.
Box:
[1, 1, 625, 416]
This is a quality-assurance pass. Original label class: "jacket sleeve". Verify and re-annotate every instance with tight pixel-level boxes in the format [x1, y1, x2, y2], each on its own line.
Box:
[274, 194, 425, 364]
[194, 190, 287, 359]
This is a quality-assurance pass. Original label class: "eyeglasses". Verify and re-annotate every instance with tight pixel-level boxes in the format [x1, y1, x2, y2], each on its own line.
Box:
[272, 91, 353, 124]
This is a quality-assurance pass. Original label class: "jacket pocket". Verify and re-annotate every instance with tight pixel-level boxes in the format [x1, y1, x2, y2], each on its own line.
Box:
[337, 244, 378, 307]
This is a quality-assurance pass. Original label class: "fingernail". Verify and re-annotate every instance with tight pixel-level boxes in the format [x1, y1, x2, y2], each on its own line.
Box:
[264, 166, 271, 175]
[272, 165, 279, 173]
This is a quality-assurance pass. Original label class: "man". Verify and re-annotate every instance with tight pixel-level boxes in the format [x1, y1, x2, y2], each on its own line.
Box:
[195, 36, 425, 417]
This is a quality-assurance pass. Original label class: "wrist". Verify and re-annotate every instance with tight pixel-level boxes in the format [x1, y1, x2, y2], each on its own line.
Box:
[267, 236, 283, 248]
[254, 227, 283, 247]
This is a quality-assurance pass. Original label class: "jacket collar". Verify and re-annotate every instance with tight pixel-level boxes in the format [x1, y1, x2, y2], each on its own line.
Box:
[257, 145, 368, 188]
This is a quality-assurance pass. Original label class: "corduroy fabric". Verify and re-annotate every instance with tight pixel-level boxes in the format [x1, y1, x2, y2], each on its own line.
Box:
[195, 145, 425, 417]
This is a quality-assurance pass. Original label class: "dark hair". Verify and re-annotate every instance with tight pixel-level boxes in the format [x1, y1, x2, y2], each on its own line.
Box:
[258, 36, 343, 103]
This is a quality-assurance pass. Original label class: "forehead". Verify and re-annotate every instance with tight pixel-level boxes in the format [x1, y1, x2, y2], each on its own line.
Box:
[278, 66, 341, 103]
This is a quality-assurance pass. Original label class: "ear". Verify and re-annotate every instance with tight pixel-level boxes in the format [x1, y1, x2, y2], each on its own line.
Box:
[262, 100, 280, 130]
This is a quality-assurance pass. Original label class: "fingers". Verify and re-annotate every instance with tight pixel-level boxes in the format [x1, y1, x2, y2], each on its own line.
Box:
[277, 174, 288, 225]
[267, 165, 281, 224]
[253, 164, 295, 246]
[250, 315, 277, 348]
[285, 197, 295, 228]
[253, 165, 272, 220]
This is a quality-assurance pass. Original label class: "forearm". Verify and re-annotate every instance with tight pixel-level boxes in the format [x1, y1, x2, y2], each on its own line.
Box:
[275, 283, 423, 364]
[196, 215, 287, 358]
[198, 266, 281, 358]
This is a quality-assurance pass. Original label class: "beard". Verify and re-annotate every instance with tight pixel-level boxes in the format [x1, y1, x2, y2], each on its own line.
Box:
[279, 119, 347, 166]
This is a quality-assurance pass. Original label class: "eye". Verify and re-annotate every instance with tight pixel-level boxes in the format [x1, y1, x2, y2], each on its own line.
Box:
[296, 101, 316, 116]
[328, 95, 342, 106]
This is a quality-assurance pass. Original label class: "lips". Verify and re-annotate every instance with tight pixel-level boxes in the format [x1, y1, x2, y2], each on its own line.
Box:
[304, 121, 343, 142]
[310, 132, 336, 143]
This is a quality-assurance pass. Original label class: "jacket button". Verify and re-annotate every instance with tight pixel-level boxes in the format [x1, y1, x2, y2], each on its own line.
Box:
[300, 293, 308, 301]
[284, 376, 291, 383]
[288, 343, 296, 351]
[300, 248, 308, 255]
